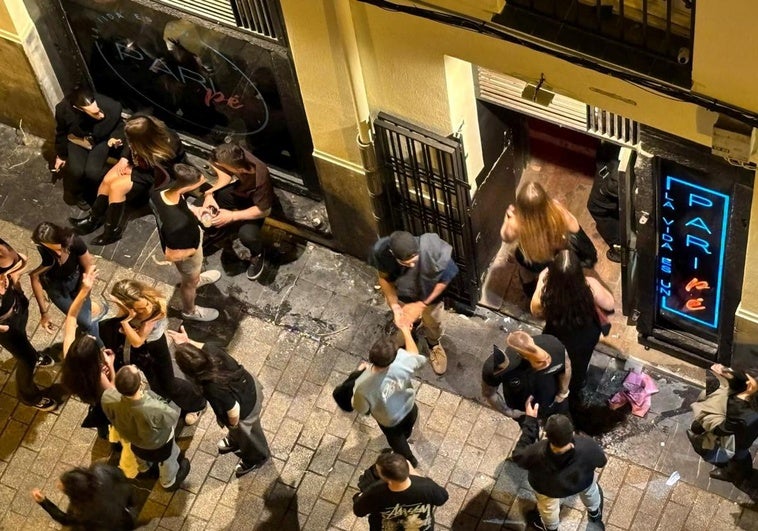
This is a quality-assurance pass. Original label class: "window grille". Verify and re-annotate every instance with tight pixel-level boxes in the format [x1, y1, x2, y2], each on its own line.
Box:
[156, 0, 282, 41]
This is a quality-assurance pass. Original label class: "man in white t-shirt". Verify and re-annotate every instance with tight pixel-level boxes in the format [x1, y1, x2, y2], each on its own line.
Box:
[353, 324, 426, 467]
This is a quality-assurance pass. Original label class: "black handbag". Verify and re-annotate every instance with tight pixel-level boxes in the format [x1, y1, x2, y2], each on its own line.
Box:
[568, 227, 598, 269]
[332, 369, 364, 412]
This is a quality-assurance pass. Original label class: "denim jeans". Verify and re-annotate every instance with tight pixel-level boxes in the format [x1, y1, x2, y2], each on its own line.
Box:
[134, 438, 181, 489]
[535, 479, 602, 530]
[45, 272, 101, 344]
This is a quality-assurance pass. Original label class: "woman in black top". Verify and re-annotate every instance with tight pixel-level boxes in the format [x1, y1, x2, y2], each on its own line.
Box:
[0, 238, 58, 411]
[29, 222, 102, 343]
[53, 86, 125, 208]
[531, 250, 614, 398]
[71, 114, 187, 246]
[171, 326, 270, 477]
[32, 463, 137, 530]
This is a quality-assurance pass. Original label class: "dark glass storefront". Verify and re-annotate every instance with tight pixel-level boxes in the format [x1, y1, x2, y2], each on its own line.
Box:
[60, 0, 318, 194]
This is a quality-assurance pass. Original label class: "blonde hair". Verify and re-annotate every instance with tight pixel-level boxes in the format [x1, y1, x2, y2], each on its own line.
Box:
[124, 115, 176, 168]
[110, 279, 165, 320]
[515, 181, 569, 264]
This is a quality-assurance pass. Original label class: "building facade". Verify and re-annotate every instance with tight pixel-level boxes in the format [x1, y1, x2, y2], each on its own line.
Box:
[3, 0, 758, 369]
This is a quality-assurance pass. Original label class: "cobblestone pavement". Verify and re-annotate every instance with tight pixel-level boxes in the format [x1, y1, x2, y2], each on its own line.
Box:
[0, 126, 756, 530]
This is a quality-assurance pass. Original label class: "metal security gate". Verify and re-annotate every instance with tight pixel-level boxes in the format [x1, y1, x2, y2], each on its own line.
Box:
[373, 112, 479, 306]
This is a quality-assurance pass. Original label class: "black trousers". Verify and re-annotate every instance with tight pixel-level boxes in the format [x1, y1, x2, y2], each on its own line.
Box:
[214, 187, 265, 257]
[63, 142, 112, 205]
[0, 292, 41, 404]
[378, 404, 419, 467]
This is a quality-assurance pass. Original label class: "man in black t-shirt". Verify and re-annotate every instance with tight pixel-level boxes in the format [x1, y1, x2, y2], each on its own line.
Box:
[353, 452, 448, 530]
[481, 331, 571, 420]
[149, 164, 220, 322]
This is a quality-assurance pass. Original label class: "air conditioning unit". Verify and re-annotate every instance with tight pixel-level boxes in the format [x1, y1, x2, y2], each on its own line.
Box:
[711, 115, 756, 164]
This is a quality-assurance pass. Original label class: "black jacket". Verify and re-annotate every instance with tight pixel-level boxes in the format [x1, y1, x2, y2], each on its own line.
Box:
[54, 93, 124, 159]
[512, 416, 607, 498]
[714, 395, 758, 452]
[38, 463, 137, 530]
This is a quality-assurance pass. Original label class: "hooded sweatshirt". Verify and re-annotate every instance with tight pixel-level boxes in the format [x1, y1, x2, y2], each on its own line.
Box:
[511, 416, 607, 498]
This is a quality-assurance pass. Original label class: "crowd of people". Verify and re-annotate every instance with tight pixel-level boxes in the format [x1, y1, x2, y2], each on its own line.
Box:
[0, 85, 754, 530]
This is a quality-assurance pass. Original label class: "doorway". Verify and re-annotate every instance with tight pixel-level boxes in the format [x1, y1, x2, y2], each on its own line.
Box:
[474, 102, 640, 360]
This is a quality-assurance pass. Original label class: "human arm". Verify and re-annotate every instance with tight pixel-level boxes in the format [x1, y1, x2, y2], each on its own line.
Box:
[62, 267, 98, 357]
[29, 264, 54, 332]
[204, 164, 234, 197]
[481, 381, 524, 419]
[586, 276, 615, 312]
[529, 269, 548, 317]
[211, 204, 270, 227]
[510, 397, 540, 468]
[226, 401, 241, 427]
[399, 324, 419, 355]
[78, 249, 95, 275]
[166, 325, 205, 349]
[53, 106, 69, 166]
[556, 201, 580, 233]
[5, 251, 27, 284]
[500, 204, 518, 243]
[32, 489, 78, 525]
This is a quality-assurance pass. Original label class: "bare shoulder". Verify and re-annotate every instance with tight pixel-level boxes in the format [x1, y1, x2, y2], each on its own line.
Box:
[553, 200, 580, 232]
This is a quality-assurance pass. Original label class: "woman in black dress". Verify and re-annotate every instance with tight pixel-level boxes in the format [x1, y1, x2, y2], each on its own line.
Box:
[0, 238, 58, 411]
[531, 250, 614, 398]
[53, 86, 125, 208]
[70, 114, 187, 245]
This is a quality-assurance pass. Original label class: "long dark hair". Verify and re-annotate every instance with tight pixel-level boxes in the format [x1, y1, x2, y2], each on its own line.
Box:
[175, 343, 245, 390]
[32, 222, 75, 249]
[60, 467, 99, 506]
[67, 86, 96, 109]
[540, 249, 597, 331]
[61, 335, 104, 404]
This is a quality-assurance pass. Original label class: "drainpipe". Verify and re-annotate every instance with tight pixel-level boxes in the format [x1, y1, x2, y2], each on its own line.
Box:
[334, 0, 391, 236]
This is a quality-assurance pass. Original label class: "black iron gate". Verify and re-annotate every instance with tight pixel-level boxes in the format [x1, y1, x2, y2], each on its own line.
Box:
[373, 112, 479, 306]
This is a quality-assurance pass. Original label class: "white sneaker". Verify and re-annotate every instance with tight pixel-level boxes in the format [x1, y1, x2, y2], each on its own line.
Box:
[197, 270, 221, 288]
[182, 305, 219, 322]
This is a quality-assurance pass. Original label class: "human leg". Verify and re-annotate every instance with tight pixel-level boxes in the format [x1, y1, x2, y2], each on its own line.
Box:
[177, 246, 219, 321]
[534, 492, 561, 530]
[62, 145, 89, 206]
[421, 301, 447, 374]
[91, 176, 133, 245]
[238, 219, 266, 280]
[0, 307, 42, 405]
[378, 405, 418, 467]
[157, 440, 182, 489]
[228, 378, 270, 469]
[579, 480, 603, 513]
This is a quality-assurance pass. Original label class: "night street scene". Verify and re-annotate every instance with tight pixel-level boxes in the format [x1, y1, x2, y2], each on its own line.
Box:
[0, 1, 757, 530]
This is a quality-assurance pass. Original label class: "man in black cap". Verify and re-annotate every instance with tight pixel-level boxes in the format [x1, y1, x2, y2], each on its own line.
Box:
[368, 230, 459, 375]
[512, 398, 607, 530]
[481, 331, 571, 420]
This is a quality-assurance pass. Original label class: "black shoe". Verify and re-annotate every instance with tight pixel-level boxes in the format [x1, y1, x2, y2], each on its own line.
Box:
[246, 252, 265, 281]
[36, 354, 55, 367]
[76, 200, 91, 211]
[588, 485, 604, 523]
[69, 214, 104, 235]
[217, 436, 239, 455]
[30, 397, 58, 412]
[165, 457, 191, 491]
[91, 202, 127, 246]
[235, 458, 266, 478]
[710, 467, 734, 482]
[606, 246, 622, 263]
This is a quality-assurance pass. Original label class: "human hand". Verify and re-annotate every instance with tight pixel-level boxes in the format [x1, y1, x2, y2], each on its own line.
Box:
[357, 360, 370, 371]
[398, 302, 424, 327]
[210, 209, 236, 227]
[0, 325, 8, 333]
[203, 194, 219, 211]
[508, 409, 525, 420]
[107, 137, 123, 148]
[166, 325, 190, 345]
[116, 158, 131, 175]
[82, 267, 98, 290]
[31, 488, 45, 503]
[710, 363, 727, 377]
[525, 396, 539, 418]
[53, 157, 66, 171]
[40, 313, 55, 334]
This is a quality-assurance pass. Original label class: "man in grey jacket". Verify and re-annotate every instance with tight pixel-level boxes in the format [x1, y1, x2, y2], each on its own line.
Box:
[102, 365, 190, 491]
[369, 230, 458, 375]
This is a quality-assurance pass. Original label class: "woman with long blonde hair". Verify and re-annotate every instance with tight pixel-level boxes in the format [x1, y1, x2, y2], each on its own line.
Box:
[501, 181, 596, 295]
[110, 279, 206, 424]
[70, 115, 187, 246]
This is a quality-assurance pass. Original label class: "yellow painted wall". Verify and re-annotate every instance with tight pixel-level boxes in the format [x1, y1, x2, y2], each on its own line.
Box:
[692, 0, 758, 114]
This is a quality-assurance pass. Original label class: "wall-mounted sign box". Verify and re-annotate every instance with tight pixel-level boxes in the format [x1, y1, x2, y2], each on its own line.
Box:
[656, 163, 730, 339]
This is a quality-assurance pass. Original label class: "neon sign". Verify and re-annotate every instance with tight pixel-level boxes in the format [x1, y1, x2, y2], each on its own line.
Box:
[657, 175, 730, 331]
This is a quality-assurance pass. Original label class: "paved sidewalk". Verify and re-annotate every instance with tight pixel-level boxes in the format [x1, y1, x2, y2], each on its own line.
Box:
[0, 124, 756, 529]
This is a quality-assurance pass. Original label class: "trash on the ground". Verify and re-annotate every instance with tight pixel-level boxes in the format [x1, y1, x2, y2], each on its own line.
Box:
[609, 369, 660, 417]
[666, 471, 681, 486]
